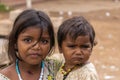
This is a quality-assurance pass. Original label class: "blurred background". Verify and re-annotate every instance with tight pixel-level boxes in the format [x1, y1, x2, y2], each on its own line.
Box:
[0, 0, 120, 80]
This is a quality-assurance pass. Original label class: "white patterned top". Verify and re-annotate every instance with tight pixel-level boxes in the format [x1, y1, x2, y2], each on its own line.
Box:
[56, 62, 99, 80]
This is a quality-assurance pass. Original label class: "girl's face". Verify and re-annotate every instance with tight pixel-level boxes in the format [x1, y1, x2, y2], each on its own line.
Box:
[16, 26, 50, 65]
[60, 35, 92, 67]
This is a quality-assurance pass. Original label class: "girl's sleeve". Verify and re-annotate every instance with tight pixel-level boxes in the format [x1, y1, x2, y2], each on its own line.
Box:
[47, 53, 64, 75]
[44, 54, 64, 80]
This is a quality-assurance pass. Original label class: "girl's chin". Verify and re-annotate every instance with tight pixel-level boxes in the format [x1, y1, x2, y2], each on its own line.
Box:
[27, 60, 42, 65]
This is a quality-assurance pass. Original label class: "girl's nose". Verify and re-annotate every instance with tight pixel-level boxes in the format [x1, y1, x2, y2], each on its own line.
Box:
[32, 42, 41, 50]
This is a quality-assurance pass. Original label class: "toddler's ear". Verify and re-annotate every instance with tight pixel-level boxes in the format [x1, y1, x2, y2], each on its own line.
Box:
[93, 40, 98, 46]
[58, 47, 63, 53]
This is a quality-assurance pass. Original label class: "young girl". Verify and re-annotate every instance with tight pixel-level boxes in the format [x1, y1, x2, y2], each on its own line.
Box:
[56, 16, 99, 80]
[0, 9, 61, 80]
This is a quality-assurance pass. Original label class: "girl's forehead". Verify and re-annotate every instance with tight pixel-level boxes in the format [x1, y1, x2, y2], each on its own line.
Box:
[21, 26, 47, 33]
[20, 26, 49, 36]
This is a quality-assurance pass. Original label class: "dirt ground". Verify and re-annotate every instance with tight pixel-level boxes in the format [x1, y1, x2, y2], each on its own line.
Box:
[0, 0, 120, 80]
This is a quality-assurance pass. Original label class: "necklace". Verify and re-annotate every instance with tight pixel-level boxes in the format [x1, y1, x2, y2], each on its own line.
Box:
[16, 59, 44, 80]
[60, 64, 77, 80]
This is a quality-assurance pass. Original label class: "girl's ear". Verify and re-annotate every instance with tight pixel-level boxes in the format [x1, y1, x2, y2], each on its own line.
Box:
[14, 44, 17, 49]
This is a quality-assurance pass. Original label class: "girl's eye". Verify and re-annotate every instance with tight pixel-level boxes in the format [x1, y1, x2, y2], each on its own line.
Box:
[40, 39, 49, 44]
[23, 38, 32, 43]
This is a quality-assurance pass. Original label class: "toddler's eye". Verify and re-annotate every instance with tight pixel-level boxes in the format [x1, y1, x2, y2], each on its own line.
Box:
[81, 45, 90, 49]
[67, 45, 76, 48]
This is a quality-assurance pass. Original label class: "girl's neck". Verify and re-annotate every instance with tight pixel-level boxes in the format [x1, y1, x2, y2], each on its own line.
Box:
[15, 60, 44, 80]
[18, 60, 41, 75]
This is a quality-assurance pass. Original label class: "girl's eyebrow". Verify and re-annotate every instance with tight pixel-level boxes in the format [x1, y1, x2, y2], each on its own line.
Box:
[41, 34, 50, 38]
[20, 35, 33, 38]
[41, 37, 50, 40]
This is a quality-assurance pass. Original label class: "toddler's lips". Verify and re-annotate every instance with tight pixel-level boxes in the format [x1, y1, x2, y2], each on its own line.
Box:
[73, 56, 84, 60]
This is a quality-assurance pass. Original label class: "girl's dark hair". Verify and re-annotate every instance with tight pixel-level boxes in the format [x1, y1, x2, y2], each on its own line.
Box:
[57, 16, 95, 48]
[8, 9, 55, 62]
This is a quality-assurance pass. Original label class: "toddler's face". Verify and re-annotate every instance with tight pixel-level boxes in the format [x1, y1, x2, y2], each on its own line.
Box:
[60, 35, 92, 66]
[16, 26, 50, 65]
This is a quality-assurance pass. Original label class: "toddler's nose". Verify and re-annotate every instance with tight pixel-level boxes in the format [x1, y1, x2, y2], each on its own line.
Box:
[76, 48, 83, 55]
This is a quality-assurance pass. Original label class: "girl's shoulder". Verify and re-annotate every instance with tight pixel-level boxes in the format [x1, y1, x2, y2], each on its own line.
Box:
[0, 73, 10, 80]
[45, 54, 64, 72]
[0, 64, 15, 80]
[42, 54, 64, 80]
[45, 54, 62, 68]
[45, 53, 64, 66]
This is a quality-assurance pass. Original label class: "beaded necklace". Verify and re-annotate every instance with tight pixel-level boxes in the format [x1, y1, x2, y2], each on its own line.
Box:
[60, 64, 77, 80]
[16, 59, 44, 80]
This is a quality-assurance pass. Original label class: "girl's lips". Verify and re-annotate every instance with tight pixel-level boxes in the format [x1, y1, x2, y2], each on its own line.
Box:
[28, 53, 41, 58]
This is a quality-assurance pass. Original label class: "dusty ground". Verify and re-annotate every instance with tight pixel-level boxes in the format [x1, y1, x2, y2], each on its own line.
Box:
[0, 0, 120, 80]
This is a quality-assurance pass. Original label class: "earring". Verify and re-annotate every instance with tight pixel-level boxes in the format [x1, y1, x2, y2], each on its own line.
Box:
[15, 51, 22, 61]
[16, 51, 19, 57]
